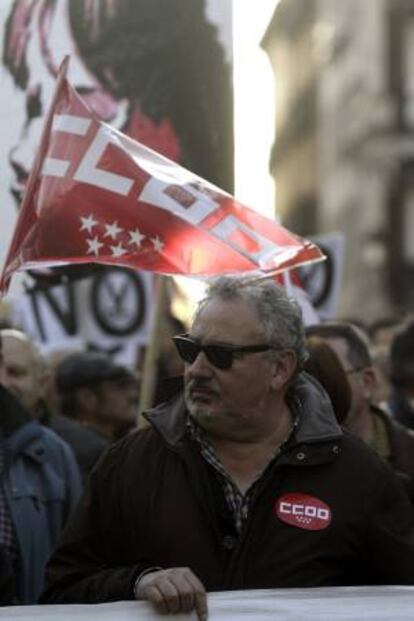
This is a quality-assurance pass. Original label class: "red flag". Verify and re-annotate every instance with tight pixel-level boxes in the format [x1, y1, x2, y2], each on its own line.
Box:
[0, 58, 324, 295]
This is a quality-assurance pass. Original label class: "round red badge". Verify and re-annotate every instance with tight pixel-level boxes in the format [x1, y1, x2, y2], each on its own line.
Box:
[275, 493, 332, 531]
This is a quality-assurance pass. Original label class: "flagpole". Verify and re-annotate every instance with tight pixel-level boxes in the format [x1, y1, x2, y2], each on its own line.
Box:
[282, 270, 293, 295]
[137, 274, 167, 427]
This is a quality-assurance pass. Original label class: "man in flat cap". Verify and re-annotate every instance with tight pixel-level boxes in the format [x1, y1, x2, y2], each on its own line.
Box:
[55, 352, 139, 480]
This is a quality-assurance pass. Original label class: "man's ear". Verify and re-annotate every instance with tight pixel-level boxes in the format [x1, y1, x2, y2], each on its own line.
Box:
[360, 367, 378, 401]
[271, 350, 297, 391]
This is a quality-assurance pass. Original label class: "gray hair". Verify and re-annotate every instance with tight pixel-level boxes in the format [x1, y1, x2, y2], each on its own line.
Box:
[194, 275, 307, 368]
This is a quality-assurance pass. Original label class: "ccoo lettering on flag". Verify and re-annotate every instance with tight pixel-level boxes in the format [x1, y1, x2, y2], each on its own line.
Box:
[0, 57, 324, 295]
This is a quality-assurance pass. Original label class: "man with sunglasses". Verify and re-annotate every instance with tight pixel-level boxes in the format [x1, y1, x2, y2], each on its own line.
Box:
[42, 276, 414, 618]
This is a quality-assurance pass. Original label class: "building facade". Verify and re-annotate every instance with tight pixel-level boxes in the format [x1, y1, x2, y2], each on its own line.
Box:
[262, 0, 414, 320]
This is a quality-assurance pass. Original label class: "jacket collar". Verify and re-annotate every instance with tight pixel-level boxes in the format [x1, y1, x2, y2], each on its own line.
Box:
[145, 392, 188, 447]
[290, 372, 342, 444]
[144, 372, 342, 448]
[4, 421, 46, 464]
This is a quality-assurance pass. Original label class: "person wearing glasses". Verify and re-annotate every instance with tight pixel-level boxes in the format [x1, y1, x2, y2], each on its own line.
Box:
[306, 322, 414, 501]
[41, 276, 414, 618]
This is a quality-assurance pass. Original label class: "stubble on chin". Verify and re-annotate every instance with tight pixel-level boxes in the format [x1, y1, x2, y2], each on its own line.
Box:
[186, 395, 233, 438]
[184, 381, 225, 430]
[185, 382, 207, 412]
[186, 395, 212, 423]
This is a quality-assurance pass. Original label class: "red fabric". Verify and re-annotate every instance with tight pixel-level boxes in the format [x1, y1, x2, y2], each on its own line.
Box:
[0, 60, 324, 294]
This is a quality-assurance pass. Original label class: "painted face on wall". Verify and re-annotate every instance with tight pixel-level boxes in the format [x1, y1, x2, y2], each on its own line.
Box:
[3, 0, 182, 210]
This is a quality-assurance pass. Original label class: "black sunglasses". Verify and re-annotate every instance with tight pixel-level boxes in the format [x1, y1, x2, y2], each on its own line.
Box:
[172, 334, 275, 370]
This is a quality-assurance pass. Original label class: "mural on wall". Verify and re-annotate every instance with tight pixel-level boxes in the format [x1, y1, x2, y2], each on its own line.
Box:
[0, 0, 233, 360]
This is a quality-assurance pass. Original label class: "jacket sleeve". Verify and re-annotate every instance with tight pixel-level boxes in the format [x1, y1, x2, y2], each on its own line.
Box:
[40, 445, 153, 603]
[366, 464, 414, 583]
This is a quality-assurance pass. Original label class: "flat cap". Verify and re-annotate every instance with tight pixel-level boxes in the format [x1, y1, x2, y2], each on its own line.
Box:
[56, 352, 136, 392]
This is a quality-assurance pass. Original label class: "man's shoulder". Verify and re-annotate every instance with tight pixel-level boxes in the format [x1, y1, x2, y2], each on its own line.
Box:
[371, 405, 414, 479]
[372, 405, 414, 444]
[34, 422, 78, 457]
[90, 422, 174, 482]
[109, 425, 163, 458]
[50, 413, 110, 450]
[338, 427, 398, 474]
[7, 420, 77, 476]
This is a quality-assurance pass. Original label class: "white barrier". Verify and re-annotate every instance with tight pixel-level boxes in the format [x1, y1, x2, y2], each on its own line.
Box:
[2, 587, 414, 620]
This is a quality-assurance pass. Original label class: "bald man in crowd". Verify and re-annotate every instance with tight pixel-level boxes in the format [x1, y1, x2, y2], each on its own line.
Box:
[0, 330, 116, 482]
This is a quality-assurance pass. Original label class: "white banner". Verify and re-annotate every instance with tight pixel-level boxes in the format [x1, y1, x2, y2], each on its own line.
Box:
[2, 587, 414, 620]
[11, 268, 153, 367]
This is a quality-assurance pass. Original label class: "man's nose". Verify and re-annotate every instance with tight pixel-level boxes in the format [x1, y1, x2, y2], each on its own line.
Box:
[9, 116, 44, 174]
[187, 351, 214, 377]
[26, 83, 43, 120]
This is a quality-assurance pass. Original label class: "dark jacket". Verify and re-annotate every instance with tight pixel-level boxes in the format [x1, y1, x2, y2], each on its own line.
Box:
[371, 405, 414, 501]
[0, 386, 81, 603]
[0, 545, 15, 606]
[387, 390, 414, 431]
[372, 405, 414, 478]
[41, 374, 414, 603]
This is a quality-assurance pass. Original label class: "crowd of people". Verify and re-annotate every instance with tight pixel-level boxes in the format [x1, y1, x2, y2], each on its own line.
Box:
[0, 275, 414, 618]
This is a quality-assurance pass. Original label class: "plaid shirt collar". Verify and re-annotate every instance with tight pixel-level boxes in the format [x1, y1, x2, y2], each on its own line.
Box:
[186, 409, 299, 532]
